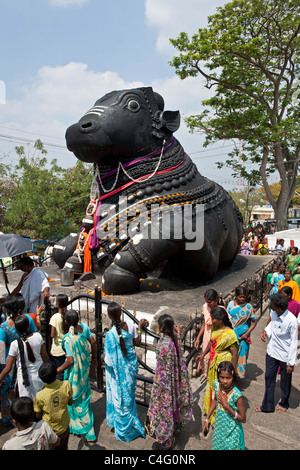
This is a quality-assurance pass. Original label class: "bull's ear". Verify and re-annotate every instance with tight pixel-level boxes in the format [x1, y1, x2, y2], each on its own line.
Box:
[161, 110, 180, 132]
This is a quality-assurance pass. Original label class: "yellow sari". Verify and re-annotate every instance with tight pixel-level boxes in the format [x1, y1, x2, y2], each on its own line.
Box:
[203, 328, 239, 424]
[278, 279, 300, 303]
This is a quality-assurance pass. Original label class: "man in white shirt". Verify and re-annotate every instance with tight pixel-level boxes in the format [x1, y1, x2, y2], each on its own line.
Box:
[274, 238, 285, 255]
[256, 292, 298, 413]
[11, 256, 50, 314]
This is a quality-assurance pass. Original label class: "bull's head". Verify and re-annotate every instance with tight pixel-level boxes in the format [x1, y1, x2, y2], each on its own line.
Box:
[65, 87, 180, 163]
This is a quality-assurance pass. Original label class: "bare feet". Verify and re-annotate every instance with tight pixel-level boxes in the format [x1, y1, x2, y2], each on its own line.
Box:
[276, 405, 287, 412]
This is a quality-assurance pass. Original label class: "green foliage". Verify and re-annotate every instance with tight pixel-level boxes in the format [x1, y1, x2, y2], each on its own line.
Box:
[170, 0, 300, 229]
[0, 161, 13, 221]
[0, 140, 93, 239]
[229, 186, 265, 224]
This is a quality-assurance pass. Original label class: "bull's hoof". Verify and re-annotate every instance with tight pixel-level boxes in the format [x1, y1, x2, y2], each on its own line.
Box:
[102, 263, 140, 295]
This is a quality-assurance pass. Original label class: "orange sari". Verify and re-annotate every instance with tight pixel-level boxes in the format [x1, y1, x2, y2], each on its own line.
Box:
[76, 231, 92, 273]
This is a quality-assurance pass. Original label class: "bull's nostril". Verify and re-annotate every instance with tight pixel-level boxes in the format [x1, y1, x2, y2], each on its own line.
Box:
[81, 122, 93, 129]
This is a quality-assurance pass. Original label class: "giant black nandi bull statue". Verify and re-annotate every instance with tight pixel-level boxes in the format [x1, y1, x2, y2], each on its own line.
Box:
[53, 87, 243, 294]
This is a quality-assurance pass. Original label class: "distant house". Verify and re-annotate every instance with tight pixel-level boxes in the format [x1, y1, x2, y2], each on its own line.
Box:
[250, 205, 300, 230]
[250, 205, 275, 223]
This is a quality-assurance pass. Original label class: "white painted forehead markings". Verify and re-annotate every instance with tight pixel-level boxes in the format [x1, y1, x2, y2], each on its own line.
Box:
[84, 105, 107, 117]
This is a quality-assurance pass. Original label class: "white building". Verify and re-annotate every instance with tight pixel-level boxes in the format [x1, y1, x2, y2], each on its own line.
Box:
[250, 205, 275, 223]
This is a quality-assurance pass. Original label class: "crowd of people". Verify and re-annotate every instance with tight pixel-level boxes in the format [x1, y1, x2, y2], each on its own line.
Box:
[0, 250, 299, 451]
[239, 221, 292, 257]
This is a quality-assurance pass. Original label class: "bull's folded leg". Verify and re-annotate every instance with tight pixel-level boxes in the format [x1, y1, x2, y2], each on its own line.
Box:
[102, 237, 182, 294]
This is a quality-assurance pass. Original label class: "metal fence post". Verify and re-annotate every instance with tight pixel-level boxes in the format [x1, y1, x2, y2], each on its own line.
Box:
[95, 285, 104, 392]
[41, 298, 52, 357]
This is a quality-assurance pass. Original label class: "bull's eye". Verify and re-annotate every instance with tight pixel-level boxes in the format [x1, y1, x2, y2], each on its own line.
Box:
[126, 99, 140, 112]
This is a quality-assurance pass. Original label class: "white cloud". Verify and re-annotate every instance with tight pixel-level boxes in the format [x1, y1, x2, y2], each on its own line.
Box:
[0, 61, 212, 150]
[0, 63, 144, 141]
[47, 0, 89, 7]
[145, 0, 226, 54]
[0, 60, 234, 184]
[0, 63, 145, 167]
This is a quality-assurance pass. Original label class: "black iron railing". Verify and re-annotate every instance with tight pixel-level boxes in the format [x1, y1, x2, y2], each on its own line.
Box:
[40, 286, 203, 406]
[39, 254, 273, 406]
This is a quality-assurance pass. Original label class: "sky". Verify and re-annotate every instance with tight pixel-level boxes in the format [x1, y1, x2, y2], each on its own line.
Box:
[0, 0, 245, 190]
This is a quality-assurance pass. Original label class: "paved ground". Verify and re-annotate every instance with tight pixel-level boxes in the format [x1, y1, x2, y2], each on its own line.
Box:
[0, 254, 299, 452]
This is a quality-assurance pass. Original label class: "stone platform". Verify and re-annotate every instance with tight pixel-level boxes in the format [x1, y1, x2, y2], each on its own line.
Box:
[0, 254, 299, 452]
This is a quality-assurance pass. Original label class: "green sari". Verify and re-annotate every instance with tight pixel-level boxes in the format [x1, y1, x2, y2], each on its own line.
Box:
[62, 330, 96, 441]
[286, 254, 300, 289]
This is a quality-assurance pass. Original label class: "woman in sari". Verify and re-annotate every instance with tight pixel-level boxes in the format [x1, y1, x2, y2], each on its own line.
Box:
[240, 237, 250, 255]
[264, 262, 286, 301]
[57, 310, 96, 442]
[201, 307, 238, 425]
[104, 302, 145, 443]
[0, 294, 37, 426]
[278, 268, 300, 303]
[147, 314, 194, 450]
[194, 289, 226, 378]
[292, 263, 300, 290]
[227, 287, 257, 379]
[286, 247, 300, 289]
[279, 286, 300, 318]
[285, 247, 300, 271]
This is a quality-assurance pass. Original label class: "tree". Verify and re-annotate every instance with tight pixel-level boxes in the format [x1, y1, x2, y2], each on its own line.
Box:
[229, 186, 264, 225]
[259, 178, 300, 208]
[1, 140, 93, 239]
[0, 161, 14, 222]
[169, 0, 300, 231]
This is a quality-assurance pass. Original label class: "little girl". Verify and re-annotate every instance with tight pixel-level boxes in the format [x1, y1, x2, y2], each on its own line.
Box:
[49, 294, 69, 380]
[194, 289, 225, 377]
[0, 315, 48, 401]
[203, 361, 246, 450]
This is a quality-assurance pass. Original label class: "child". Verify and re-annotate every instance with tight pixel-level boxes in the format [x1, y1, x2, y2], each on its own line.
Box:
[49, 294, 69, 380]
[2, 396, 60, 450]
[203, 361, 246, 450]
[57, 310, 96, 442]
[266, 264, 278, 296]
[0, 315, 48, 401]
[194, 289, 226, 377]
[34, 361, 73, 450]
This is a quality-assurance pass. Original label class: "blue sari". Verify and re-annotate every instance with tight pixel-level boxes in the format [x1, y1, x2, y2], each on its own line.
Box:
[62, 330, 96, 441]
[269, 272, 285, 296]
[104, 326, 145, 442]
[227, 301, 256, 379]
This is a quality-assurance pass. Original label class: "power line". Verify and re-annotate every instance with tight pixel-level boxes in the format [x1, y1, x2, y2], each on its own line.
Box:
[0, 133, 67, 149]
[0, 124, 236, 155]
[0, 126, 298, 166]
[0, 125, 64, 141]
[188, 143, 235, 154]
